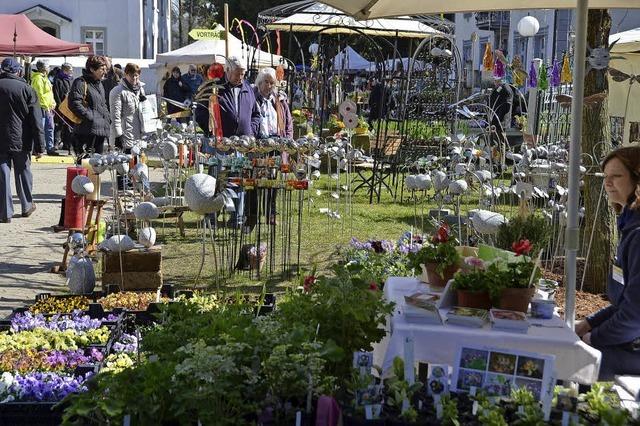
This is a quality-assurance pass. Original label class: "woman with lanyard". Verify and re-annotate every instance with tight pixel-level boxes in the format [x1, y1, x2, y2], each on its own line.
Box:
[251, 67, 292, 226]
[576, 145, 640, 380]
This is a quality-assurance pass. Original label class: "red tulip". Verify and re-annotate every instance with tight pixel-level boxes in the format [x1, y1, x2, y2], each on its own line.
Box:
[303, 275, 316, 292]
[432, 223, 450, 243]
[369, 282, 379, 291]
[512, 239, 533, 256]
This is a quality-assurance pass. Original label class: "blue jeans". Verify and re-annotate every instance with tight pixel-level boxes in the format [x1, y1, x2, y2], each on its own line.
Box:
[42, 109, 55, 152]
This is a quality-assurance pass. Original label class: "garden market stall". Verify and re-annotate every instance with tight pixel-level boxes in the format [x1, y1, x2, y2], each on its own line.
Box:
[320, 0, 640, 329]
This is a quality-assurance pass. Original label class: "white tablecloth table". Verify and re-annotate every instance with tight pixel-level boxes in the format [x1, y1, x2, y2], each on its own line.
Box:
[374, 277, 602, 384]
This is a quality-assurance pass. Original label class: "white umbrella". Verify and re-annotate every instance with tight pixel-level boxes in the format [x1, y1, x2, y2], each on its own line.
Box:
[265, 2, 441, 38]
[319, 1, 638, 19]
[322, 0, 640, 329]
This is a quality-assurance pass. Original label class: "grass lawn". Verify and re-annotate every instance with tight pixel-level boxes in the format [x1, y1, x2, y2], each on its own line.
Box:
[151, 168, 519, 296]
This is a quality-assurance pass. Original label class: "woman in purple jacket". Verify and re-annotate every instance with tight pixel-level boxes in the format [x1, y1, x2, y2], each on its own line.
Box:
[576, 146, 640, 380]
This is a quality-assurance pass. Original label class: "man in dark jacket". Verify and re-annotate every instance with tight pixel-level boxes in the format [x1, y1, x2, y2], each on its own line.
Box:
[102, 62, 123, 110]
[68, 56, 111, 156]
[216, 57, 260, 228]
[163, 66, 190, 122]
[217, 57, 260, 138]
[0, 58, 45, 223]
[52, 63, 74, 153]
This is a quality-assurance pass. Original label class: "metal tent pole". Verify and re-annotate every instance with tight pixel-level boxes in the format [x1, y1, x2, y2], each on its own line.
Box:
[564, 0, 589, 329]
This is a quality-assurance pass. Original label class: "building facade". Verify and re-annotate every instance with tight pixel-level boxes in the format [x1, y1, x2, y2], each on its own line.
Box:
[455, 9, 640, 89]
[2, 1, 171, 59]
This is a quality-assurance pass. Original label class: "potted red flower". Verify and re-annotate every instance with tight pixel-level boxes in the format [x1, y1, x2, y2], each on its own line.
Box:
[408, 223, 461, 288]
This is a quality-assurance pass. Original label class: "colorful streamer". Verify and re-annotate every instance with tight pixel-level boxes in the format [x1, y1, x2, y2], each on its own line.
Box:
[538, 62, 549, 90]
[528, 61, 538, 89]
[561, 53, 572, 84]
[482, 42, 494, 71]
[550, 59, 561, 87]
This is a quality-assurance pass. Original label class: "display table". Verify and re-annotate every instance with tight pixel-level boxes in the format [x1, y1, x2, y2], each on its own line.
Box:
[374, 277, 602, 384]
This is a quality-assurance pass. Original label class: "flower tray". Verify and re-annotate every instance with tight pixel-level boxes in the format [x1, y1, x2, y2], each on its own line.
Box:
[0, 401, 64, 426]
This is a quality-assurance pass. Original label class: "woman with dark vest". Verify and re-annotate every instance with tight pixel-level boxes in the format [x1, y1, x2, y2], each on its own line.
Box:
[67, 56, 111, 156]
[576, 146, 640, 380]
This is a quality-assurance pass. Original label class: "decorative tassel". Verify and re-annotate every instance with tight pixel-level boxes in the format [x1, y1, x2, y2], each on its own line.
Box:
[551, 59, 561, 87]
[538, 62, 548, 91]
[494, 58, 505, 78]
[528, 61, 538, 89]
[493, 50, 506, 78]
[483, 42, 493, 71]
[512, 55, 526, 87]
[561, 53, 572, 84]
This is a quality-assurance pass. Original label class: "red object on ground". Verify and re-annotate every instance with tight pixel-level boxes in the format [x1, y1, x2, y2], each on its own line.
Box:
[64, 167, 87, 229]
[0, 14, 92, 56]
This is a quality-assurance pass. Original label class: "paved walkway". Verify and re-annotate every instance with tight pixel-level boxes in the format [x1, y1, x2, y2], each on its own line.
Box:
[0, 161, 69, 318]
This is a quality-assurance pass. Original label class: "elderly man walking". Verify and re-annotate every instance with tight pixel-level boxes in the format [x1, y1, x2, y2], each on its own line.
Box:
[31, 60, 57, 156]
[216, 57, 260, 229]
[0, 58, 44, 223]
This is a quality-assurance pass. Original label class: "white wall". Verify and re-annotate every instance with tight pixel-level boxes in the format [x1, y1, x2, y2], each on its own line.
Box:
[1, 0, 170, 59]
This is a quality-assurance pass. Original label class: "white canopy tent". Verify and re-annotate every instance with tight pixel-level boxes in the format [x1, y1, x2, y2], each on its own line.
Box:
[321, 0, 640, 328]
[332, 46, 373, 71]
[609, 28, 640, 145]
[265, 2, 440, 38]
[152, 25, 288, 93]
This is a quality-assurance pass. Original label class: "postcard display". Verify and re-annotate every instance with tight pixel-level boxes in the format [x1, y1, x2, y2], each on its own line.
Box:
[452, 345, 556, 420]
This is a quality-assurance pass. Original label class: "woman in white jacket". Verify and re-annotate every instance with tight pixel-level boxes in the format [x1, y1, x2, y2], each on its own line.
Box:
[109, 63, 146, 189]
[109, 63, 145, 151]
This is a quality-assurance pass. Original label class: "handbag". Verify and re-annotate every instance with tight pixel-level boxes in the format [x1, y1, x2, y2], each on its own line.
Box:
[58, 81, 87, 125]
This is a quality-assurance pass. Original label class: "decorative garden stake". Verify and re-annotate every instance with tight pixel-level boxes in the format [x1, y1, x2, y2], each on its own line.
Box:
[551, 59, 561, 87]
[538, 62, 549, 91]
[528, 61, 538, 89]
[483, 43, 494, 72]
[561, 53, 572, 84]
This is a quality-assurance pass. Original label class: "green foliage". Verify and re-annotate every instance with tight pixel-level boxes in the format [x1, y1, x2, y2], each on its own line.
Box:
[582, 382, 631, 424]
[408, 241, 460, 277]
[339, 237, 412, 285]
[276, 265, 394, 381]
[511, 387, 536, 407]
[512, 404, 546, 426]
[496, 215, 551, 253]
[451, 269, 491, 292]
[478, 403, 508, 426]
[384, 357, 423, 423]
[441, 394, 460, 426]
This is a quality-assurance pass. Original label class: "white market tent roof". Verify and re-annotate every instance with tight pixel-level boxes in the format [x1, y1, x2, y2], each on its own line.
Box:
[319, 0, 640, 19]
[333, 46, 373, 71]
[153, 25, 288, 70]
[610, 27, 640, 53]
[265, 2, 440, 38]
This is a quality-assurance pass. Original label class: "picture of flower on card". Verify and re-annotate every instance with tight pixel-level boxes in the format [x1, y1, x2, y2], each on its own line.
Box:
[353, 351, 373, 370]
[488, 352, 517, 374]
[517, 356, 545, 379]
[484, 373, 513, 397]
[457, 369, 484, 390]
[460, 348, 489, 371]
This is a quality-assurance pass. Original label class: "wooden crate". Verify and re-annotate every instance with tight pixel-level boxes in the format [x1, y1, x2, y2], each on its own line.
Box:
[101, 246, 162, 290]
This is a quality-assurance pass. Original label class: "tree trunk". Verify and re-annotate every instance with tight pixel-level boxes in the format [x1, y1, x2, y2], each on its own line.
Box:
[178, 0, 183, 47]
[581, 10, 616, 293]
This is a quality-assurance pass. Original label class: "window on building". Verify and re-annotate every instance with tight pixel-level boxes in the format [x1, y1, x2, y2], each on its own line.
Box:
[83, 28, 106, 56]
[463, 40, 472, 64]
[534, 35, 546, 60]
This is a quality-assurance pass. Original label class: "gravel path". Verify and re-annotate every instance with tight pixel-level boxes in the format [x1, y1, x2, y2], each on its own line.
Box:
[0, 162, 69, 318]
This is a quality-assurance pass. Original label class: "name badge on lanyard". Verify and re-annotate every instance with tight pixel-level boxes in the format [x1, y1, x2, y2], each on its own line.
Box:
[612, 265, 625, 286]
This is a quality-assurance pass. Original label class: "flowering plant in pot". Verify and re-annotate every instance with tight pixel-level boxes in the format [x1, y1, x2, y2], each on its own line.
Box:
[408, 223, 460, 287]
[488, 239, 542, 312]
[451, 257, 492, 309]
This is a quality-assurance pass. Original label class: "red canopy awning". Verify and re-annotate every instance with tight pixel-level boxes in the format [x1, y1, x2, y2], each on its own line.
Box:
[0, 14, 92, 56]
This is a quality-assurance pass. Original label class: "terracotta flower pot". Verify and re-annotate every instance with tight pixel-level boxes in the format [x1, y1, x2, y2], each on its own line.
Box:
[420, 262, 458, 288]
[498, 287, 536, 312]
[456, 289, 492, 310]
